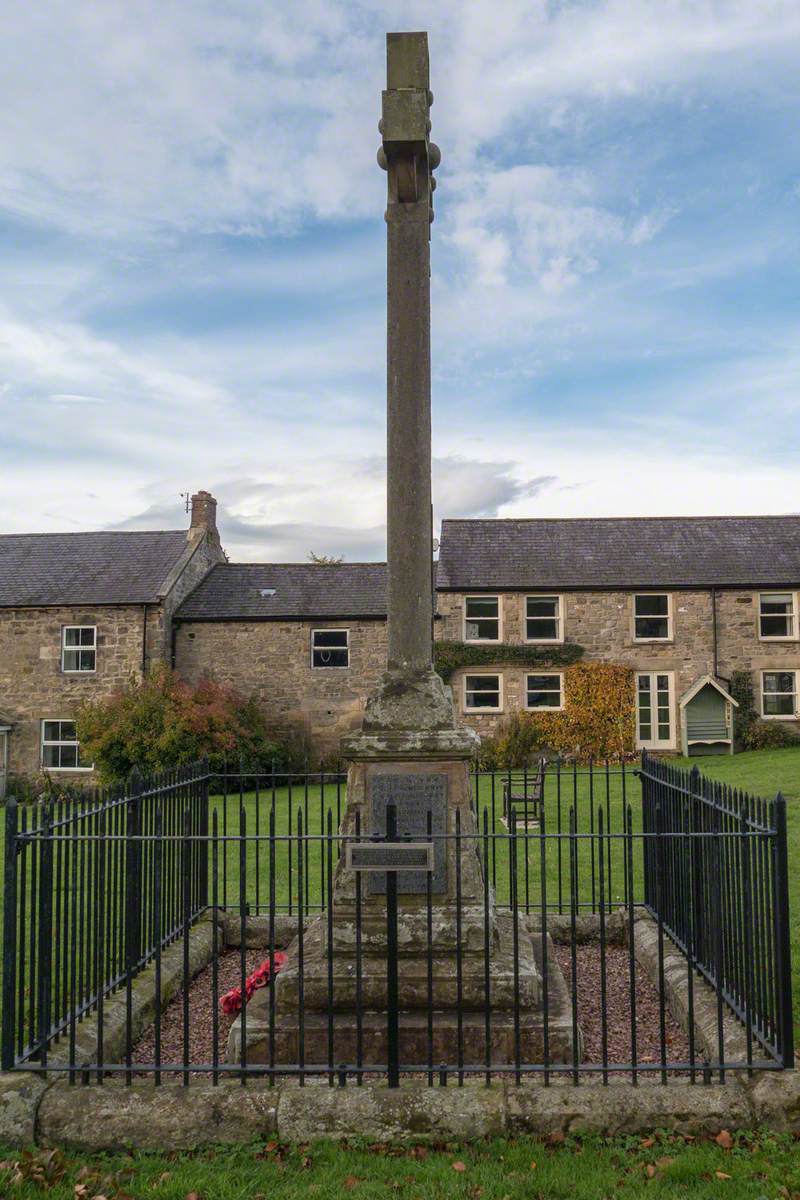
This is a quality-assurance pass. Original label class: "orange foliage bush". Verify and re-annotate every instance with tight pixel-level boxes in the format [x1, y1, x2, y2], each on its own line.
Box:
[534, 662, 636, 761]
[76, 663, 282, 783]
[478, 662, 636, 767]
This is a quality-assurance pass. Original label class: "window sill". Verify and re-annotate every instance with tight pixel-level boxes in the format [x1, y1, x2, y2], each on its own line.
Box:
[632, 638, 674, 645]
[464, 708, 503, 715]
[524, 639, 564, 646]
[760, 714, 799, 722]
[525, 706, 564, 713]
[758, 637, 800, 643]
[42, 766, 95, 773]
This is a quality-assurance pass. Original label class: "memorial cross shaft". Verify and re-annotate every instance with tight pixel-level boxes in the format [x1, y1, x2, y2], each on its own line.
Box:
[380, 32, 440, 676]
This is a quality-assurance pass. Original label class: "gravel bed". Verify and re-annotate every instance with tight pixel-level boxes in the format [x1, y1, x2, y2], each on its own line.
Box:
[554, 942, 691, 1066]
[131, 948, 263, 1070]
[132, 942, 691, 1074]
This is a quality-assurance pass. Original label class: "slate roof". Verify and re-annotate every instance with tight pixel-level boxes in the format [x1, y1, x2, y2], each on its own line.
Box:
[436, 517, 800, 590]
[176, 562, 389, 621]
[0, 531, 190, 607]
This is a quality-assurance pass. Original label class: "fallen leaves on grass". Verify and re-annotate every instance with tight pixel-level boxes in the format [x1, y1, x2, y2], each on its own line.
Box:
[6, 1149, 68, 1191]
[451, 1161, 467, 1172]
[715, 1129, 734, 1150]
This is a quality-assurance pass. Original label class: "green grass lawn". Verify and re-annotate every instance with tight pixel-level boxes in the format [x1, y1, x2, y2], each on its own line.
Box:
[2, 748, 800, 1044]
[2, 1130, 800, 1198]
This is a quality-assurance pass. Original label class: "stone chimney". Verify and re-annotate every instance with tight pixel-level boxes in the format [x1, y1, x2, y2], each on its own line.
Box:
[189, 490, 219, 543]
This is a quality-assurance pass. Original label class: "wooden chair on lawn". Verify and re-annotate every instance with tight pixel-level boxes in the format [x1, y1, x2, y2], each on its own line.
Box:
[502, 757, 546, 827]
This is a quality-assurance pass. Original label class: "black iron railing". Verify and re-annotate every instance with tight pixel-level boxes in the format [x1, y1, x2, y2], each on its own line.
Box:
[1, 762, 208, 1073]
[1, 755, 793, 1085]
[207, 756, 637, 914]
[639, 750, 794, 1073]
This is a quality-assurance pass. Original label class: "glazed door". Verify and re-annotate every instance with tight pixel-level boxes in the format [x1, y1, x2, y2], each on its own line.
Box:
[636, 672, 675, 750]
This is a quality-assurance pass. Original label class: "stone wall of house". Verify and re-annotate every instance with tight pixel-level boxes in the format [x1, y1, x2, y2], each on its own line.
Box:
[6, 581, 799, 780]
[0, 603, 164, 782]
[161, 532, 227, 660]
[175, 618, 389, 759]
[436, 589, 800, 744]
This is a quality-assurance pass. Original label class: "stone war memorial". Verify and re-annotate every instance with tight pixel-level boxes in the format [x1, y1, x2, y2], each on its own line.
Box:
[0, 30, 797, 1152]
[230, 31, 573, 1077]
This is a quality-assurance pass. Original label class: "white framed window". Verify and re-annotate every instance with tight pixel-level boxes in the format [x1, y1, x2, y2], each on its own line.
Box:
[636, 672, 675, 749]
[761, 671, 798, 719]
[463, 673, 503, 712]
[524, 595, 563, 643]
[525, 672, 564, 710]
[311, 629, 349, 668]
[61, 626, 96, 673]
[463, 596, 501, 642]
[759, 593, 797, 640]
[41, 720, 91, 770]
[633, 594, 672, 641]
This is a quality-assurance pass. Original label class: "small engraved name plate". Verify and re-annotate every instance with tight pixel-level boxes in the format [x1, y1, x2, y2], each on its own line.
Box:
[367, 773, 447, 894]
[346, 842, 434, 872]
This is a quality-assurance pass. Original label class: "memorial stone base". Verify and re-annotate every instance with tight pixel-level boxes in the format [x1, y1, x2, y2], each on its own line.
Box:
[228, 730, 577, 1072]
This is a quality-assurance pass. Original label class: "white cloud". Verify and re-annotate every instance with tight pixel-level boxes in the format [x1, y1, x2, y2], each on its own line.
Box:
[1, 0, 799, 545]
[1, 2, 797, 237]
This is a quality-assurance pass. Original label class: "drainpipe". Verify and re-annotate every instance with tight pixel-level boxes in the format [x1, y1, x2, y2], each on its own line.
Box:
[711, 587, 719, 679]
[141, 605, 148, 678]
[170, 620, 178, 671]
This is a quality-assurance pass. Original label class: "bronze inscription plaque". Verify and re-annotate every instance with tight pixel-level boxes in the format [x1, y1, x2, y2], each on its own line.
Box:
[367, 773, 447, 894]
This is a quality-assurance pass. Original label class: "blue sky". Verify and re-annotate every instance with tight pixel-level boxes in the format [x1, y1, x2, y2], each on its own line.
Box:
[1, 1, 799, 560]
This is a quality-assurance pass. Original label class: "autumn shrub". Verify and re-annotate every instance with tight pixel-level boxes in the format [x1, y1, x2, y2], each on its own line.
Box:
[476, 663, 636, 767]
[477, 712, 543, 770]
[534, 662, 636, 760]
[75, 664, 289, 784]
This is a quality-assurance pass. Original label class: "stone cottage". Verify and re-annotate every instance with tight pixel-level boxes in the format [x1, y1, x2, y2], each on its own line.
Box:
[0, 492, 224, 793]
[433, 516, 800, 754]
[172, 513, 800, 760]
[3, 500, 800, 783]
[174, 561, 389, 752]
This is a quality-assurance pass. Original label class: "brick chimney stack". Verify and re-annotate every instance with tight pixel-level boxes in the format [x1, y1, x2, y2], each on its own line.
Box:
[189, 490, 219, 543]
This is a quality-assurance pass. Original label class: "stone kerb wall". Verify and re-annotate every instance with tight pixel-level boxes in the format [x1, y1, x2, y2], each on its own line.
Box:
[175, 618, 389, 756]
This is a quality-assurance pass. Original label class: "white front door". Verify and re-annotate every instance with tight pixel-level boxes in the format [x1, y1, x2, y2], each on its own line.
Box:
[636, 672, 676, 750]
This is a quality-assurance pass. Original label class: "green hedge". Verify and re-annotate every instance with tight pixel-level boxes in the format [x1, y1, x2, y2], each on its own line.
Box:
[433, 639, 584, 682]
